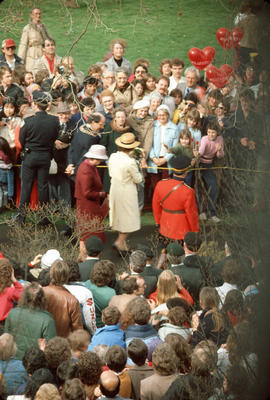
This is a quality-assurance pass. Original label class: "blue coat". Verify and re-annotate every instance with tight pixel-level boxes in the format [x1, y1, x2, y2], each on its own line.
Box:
[88, 323, 126, 350]
[147, 120, 179, 174]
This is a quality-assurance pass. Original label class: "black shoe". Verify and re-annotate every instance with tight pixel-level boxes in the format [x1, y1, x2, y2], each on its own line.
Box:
[38, 217, 51, 227]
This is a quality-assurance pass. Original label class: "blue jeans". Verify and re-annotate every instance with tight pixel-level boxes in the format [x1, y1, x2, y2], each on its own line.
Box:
[0, 168, 14, 198]
[199, 163, 218, 216]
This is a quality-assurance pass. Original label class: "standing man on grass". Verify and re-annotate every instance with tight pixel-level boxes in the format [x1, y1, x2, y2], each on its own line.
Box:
[15, 91, 59, 223]
[152, 155, 199, 242]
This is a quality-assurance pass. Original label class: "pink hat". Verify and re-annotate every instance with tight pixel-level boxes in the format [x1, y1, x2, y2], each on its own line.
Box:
[2, 39, 16, 48]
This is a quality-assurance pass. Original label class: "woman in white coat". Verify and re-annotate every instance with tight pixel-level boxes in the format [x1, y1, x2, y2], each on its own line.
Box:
[108, 132, 142, 253]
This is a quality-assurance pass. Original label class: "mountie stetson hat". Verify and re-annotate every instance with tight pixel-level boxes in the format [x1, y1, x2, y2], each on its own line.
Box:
[115, 132, 140, 149]
[170, 155, 191, 173]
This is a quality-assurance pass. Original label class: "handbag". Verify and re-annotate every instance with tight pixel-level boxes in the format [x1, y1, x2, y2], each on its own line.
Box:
[49, 158, 58, 175]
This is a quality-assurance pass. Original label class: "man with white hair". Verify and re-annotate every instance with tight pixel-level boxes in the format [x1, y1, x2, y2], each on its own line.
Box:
[177, 66, 200, 99]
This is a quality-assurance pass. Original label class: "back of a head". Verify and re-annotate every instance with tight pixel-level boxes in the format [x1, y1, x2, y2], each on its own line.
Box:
[68, 329, 90, 353]
[50, 260, 70, 286]
[199, 287, 219, 309]
[127, 339, 148, 367]
[90, 260, 115, 287]
[78, 351, 102, 386]
[168, 306, 188, 327]
[0, 333, 16, 361]
[157, 270, 177, 305]
[25, 368, 54, 400]
[192, 340, 218, 377]
[45, 337, 71, 374]
[152, 343, 177, 376]
[23, 347, 48, 375]
[222, 259, 242, 285]
[184, 232, 202, 252]
[165, 333, 191, 374]
[102, 306, 121, 326]
[223, 289, 244, 316]
[19, 282, 46, 310]
[120, 276, 138, 294]
[0, 258, 12, 293]
[105, 345, 127, 373]
[129, 250, 147, 274]
[34, 383, 61, 400]
[99, 370, 120, 399]
[62, 378, 86, 400]
[56, 360, 79, 387]
[130, 297, 151, 325]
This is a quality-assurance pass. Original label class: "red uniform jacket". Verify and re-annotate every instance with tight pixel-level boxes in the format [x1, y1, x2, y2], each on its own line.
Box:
[152, 178, 199, 240]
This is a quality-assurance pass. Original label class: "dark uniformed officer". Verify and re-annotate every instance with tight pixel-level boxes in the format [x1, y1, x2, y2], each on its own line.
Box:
[16, 91, 59, 220]
[152, 155, 199, 241]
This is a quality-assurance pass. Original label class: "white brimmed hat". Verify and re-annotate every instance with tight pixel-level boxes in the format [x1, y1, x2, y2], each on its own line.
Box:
[156, 104, 170, 114]
[84, 145, 108, 160]
[133, 99, 150, 110]
[41, 249, 63, 269]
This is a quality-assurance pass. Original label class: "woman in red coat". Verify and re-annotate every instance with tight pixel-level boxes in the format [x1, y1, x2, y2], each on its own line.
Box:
[75, 145, 108, 259]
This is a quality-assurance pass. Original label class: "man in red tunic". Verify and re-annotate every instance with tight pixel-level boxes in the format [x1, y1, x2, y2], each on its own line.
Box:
[152, 155, 199, 241]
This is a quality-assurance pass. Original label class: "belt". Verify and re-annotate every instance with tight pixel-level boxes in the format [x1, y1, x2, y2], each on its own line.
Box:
[163, 208, 185, 214]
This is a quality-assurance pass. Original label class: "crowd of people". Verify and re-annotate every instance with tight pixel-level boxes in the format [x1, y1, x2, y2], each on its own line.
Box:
[0, 1, 269, 399]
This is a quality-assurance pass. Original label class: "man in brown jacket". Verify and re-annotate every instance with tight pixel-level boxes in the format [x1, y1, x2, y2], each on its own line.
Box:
[43, 259, 83, 337]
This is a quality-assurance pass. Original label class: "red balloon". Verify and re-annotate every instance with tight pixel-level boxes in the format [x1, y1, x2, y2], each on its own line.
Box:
[188, 47, 215, 70]
[216, 27, 232, 50]
[231, 27, 244, 46]
[206, 64, 233, 88]
[220, 64, 233, 76]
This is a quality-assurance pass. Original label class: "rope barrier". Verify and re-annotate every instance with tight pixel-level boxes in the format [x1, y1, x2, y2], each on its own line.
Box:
[13, 163, 270, 174]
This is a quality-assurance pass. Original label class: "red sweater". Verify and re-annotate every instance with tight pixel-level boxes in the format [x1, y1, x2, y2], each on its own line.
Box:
[0, 281, 24, 321]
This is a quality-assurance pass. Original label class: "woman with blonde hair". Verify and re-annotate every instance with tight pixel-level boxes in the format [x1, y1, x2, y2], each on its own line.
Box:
[191, 286, 228, 348]
[149, 270, 193, 314]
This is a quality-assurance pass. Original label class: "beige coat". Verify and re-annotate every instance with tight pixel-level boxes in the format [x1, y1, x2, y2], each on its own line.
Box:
[18, 23, 52, 72]
[109, 82, 138, 112]
[109, 151, 142, 233]
[33, 54, 62, 78]
[127, 111, 154, 159]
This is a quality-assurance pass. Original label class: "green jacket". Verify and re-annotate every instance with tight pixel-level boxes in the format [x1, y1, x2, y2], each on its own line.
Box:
[5, 307, 57, 360]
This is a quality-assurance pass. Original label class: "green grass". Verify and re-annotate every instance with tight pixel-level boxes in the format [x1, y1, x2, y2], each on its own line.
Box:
[3, 0, 241, 75]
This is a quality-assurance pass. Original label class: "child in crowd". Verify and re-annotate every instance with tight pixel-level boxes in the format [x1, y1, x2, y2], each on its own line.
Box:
[88, 305, 126, 351]
[172, 91, 199, 124]
[170, 88, 183, 109]
[194, 120, 224, 222]
[127, 339, 154, 400]
[0, 137, 14, 207]
[0, 98, 21, 149]
[145, 73, 156, 94]
[133, 78, 146, 100]
[165, 128, 197, 187]
[178, 108, 202, 143]
[158, 306, 192, 341]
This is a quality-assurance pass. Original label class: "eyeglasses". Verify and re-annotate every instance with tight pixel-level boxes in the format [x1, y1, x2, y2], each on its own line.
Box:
[6, 46, 16, 50]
